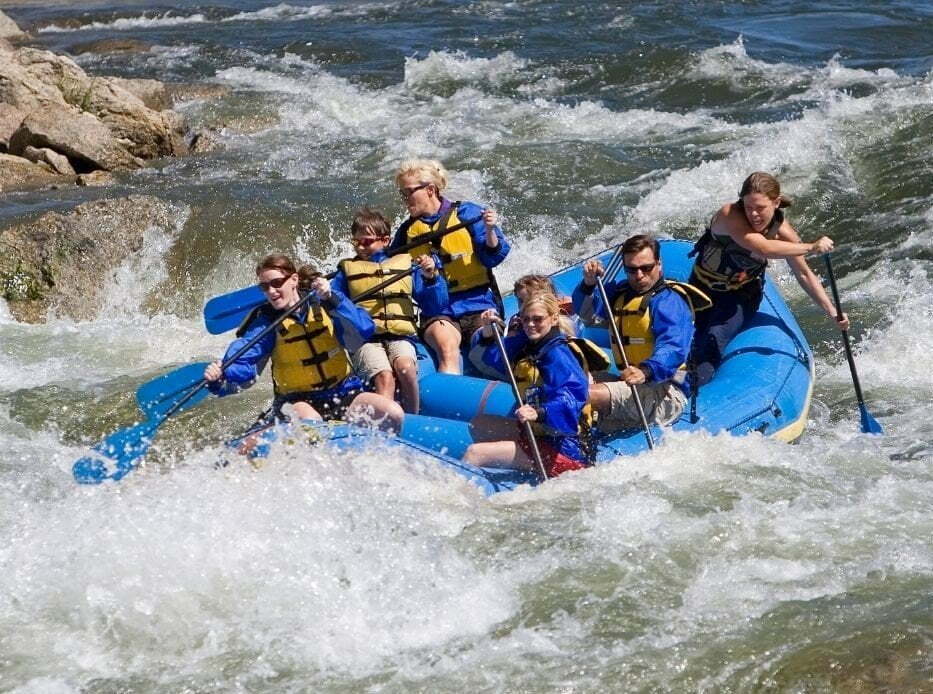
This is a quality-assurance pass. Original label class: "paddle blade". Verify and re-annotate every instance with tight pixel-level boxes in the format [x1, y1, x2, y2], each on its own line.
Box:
[203, 285, 265, 334]
[136, 362, 211, 419]
[859, 403, 884, 435]
[72, 419, 159, 484]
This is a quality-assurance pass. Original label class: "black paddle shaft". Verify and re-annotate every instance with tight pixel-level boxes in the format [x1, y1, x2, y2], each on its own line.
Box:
[595, 275, 656, 450]
[491, 322, 549, 481]
[823, 254, 868, 406]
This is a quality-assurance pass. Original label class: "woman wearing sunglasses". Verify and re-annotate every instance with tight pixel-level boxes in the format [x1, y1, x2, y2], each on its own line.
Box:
[573, 234, 711, 433]
[331, 207, 448, 414]
[390, 159, 510, 374]
[689, 171, 848, 385]
[204, 253, 403, 427]
[462, 293, 596, 478]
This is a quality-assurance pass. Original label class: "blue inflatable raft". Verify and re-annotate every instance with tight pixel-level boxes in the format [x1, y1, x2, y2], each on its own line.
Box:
[231, 240, 814, 496]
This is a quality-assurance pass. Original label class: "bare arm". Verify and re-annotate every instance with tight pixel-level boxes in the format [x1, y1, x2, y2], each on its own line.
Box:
[781, 226, 850, 331]
[713, 205, 832, 260]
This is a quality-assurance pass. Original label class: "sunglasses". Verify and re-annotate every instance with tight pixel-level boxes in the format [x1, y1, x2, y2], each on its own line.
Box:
[623, 262, 657, 275]
[521, 314, 549, 324]
[353, 236, 389, 248]
[257, 274, 292, 292]
[398, 182, 430, 199]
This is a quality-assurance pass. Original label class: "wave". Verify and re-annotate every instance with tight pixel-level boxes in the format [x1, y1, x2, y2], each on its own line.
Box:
[38, 4, 331, 34]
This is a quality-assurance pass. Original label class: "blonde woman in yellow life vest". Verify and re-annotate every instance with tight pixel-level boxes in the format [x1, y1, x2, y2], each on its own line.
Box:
[331, 208, 449, 415]
[389, 159, 511, 374]
[573, 235, 711, 433]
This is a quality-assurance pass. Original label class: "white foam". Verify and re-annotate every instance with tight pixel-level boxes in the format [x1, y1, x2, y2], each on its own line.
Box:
[404, 50, 530, 91]
[39, 13, 209, 33]
[223, 3, 331, 23]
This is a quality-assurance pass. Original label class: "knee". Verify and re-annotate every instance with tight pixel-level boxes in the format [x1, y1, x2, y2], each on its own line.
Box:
[393, 357, 416, 377]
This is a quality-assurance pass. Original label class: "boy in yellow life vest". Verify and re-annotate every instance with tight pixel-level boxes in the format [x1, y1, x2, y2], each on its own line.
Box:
[572, 234, 711, 433]
[331, 208, 448, 414]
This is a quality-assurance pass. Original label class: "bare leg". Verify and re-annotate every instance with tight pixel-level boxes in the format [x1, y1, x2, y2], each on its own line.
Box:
[372, 370, 396, 400]
[291, 401, 324, 421]
[588, 382, 612, 416]
[463, 440, 536, 470]
[393, 356, 419, 414]
[424, 319, 462, 374]
[469, 413, 522, 442]
[346, 392, 404, 432]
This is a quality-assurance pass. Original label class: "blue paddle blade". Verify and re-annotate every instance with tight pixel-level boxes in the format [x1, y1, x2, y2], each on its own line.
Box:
[203, 285, 265, 334]
[73, 419, 160, 484]
[859, 403, 884, 435]
[136, 362, 211, 419]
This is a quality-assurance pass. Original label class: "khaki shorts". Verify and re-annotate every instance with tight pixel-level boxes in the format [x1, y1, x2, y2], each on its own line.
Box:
[597, 380, 687, 434]
[352, 339, 418, 384]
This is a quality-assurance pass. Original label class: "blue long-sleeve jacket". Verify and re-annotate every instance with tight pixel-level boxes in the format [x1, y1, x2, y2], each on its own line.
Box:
[390, 198, 510, 318]
[572, 277, 695, 394]
[208, 288, 374, 396]
[470, 327, 588, 461]
[330, 249, 450, 325]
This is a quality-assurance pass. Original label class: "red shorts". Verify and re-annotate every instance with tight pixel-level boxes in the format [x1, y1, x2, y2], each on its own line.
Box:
[516, 427, 587, 478]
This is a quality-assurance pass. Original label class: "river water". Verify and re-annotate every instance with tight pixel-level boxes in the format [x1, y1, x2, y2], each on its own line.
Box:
[1, 1, 932, 691]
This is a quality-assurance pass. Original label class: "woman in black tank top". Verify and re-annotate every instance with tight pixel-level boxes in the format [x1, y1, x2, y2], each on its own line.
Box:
[688, 172, 849, 386]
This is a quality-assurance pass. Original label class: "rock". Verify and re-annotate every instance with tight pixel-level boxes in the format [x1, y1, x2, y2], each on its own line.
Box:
[165, 82, 232, 105]
[0, 152, 70, 192]
[0, 38, 13, 53]
[75, 170, 112, 186]
[0, 102, 24, 151]
[22, 145, 76, 175]
[0, 195, 183, 322]
[105, 76, 169, 110]
[0, 11, 24, 40]
[188, 128, 223, 154]
[0, 46, 190, 167]
[9, 102, 140, 171]
[69, 38, 153, 55]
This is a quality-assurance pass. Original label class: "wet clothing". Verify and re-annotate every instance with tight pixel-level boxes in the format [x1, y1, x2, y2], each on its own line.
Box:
[516, 425, 588, 477]
[688, 205, 784, 385]
[573, 277, 696, 396]
[207, 289, 374, 420]
[471, 326, 590, 465]
[391, 198, 510, 319]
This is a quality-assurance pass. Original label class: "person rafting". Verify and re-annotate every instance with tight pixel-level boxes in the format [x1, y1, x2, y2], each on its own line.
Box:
[204, 253, 403, 427]
[573, 234, 711, 432]
[689, 171, 849, 385]
[462, 293, 598, 478]
[331, 207, 448, 414]
[508, 274, 582, 337]
[390, 158, 510, 374]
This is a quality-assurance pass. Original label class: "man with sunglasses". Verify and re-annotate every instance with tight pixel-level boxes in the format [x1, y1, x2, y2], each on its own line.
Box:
[572, 234, 711, 434]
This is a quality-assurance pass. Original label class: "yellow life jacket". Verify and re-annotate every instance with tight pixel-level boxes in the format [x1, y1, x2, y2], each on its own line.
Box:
[610, 280, 712, 370]
[338, 255, 417, 338]
[512, 336, 608, 439]
[269, 304, 354, 395]
[403, 203, 491, 293]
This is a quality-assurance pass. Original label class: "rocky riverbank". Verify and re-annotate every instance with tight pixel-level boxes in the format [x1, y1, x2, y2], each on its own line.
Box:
[0, 9, 224, 194]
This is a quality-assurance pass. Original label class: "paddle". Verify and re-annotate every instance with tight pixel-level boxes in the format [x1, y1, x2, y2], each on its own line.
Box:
[72, 291, 320, 484]
[593, 261, 656, 450]
[490, 321, 549, 481]
[93, 263, 428, 484]
[203, 215, 482, 334]
[823, 254, 883, 435]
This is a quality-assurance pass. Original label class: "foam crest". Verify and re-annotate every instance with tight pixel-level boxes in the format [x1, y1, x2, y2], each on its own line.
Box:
[690, 37, 806, 89]
[0, 440, 517, 679]
[39, 13, 208, 33]
[404, 50, 530, 91]
[223, 3, 331, 23]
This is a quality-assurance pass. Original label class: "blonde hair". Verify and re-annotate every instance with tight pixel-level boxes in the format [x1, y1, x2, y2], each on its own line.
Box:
[394, 159, 448, 192]
[520, 292, 575, 336]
